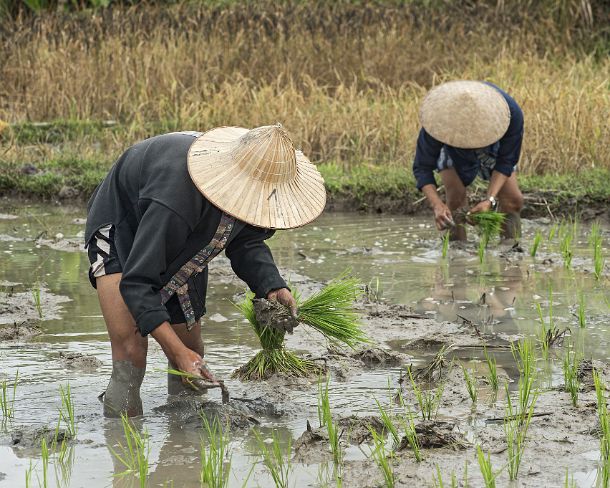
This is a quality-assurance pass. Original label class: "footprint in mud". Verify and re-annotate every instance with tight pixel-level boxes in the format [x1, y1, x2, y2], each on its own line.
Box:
[153, 396, 284, 430]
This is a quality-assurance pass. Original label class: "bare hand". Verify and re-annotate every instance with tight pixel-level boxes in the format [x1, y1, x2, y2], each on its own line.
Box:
[467, 200, 493, 224]
[267, 288, 298, 318]
[173, 348, 218, 384]
[432, 203, 455, 231]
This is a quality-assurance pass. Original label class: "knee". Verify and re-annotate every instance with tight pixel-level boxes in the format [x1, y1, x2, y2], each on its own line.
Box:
[446, 189, 467, 210]
[501, 192, 524, 213]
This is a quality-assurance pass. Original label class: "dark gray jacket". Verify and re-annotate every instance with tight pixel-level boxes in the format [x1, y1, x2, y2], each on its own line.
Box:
[85, 132, 287, 336]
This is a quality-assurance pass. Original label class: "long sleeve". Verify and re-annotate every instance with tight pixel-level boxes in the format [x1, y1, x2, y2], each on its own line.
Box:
[225, 224, 287, 298]
[413, 129, 443, 190]
[493, 99, 524, 177]
[119, 201, 192, 336]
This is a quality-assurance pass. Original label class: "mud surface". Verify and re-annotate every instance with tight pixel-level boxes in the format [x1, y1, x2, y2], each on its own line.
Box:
[0, 285, 70, 325]
[0, 206, 609, 487]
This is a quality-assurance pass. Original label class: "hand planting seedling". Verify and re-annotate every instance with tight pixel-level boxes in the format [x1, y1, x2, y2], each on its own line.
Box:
[233, 274, 368, 380]
[468, 211, 506, 263]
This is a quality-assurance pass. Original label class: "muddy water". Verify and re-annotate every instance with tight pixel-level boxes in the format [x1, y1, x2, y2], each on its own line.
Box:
[0, 203, 608, 487]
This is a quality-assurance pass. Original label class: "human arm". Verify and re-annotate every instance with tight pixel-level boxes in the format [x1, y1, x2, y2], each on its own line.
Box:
[421, 183, 455, 230]
[468, 171, 509, 214]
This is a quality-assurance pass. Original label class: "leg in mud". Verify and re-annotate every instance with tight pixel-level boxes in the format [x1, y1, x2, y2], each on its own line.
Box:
[440, 168, 468, 241]
[97, 273, 147, 417]
[167, 320, 204, 395]
[497, 172, 524, 240]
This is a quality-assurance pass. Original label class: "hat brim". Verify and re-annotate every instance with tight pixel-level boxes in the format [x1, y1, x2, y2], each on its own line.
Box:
[420, 81, 511, 149]
[187, 127, 326, 229]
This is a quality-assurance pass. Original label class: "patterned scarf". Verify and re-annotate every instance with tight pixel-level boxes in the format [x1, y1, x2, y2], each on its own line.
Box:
[160, 213, 236, 330]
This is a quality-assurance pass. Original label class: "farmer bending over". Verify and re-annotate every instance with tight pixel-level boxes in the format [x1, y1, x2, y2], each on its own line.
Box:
[85, 125, 325, 417]
[413, 81, 524, 241]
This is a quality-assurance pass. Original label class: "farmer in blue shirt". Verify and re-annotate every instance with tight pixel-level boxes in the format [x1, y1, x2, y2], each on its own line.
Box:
[413, 81, 524, 241]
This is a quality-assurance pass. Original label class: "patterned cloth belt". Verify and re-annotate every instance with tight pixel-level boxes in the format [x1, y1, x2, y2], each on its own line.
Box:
[160, 213, 236, 330]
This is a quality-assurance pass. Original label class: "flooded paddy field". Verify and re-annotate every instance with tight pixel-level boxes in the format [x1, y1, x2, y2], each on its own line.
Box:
[0, 203, 609, 487]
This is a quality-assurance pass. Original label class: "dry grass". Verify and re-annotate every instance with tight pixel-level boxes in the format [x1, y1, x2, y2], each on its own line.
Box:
[0, 1, 608, 176]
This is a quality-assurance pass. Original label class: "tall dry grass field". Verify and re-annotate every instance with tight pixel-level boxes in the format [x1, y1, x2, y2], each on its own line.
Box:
[1, 1, 608, 176]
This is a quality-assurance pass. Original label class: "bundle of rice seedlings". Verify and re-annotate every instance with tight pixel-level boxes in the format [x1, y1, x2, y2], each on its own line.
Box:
[233, 275, 367, 381]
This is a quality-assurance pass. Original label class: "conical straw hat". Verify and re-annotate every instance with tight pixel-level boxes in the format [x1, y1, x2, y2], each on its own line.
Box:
[419, 81, 510, 149]
[187, 124, 326, 229]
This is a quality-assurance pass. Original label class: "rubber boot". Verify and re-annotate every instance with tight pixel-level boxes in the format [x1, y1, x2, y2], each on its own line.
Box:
[103, 360, 145, 418]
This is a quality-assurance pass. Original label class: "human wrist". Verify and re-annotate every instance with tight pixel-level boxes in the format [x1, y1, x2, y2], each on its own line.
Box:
[151, 322, 187, 362]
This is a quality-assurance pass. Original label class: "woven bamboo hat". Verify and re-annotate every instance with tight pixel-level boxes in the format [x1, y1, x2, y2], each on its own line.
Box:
[419, 81, 510, 149]
[187, 124, 326, 229]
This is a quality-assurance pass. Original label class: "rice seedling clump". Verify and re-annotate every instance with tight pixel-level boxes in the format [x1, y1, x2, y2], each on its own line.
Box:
[469, 211, 506, 262]
[234, 275, 367, 380]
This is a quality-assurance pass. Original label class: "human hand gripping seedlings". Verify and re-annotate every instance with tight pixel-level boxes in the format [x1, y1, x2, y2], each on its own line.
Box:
[254, 288, 300, 333]
[432, 202, 455, 230]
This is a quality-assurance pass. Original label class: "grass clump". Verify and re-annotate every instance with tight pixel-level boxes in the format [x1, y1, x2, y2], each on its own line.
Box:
[234, 274, 366, 380]
[200, 417, 231, 488]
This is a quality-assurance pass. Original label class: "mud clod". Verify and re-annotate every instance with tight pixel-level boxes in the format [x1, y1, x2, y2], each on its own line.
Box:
[58, 351, 102, 370]
[398, 421, 468, 450]
[349, 348, 404, 366]
[8, 426, 72, 450]
[252, 298, 299, 333]
[0, 321, 42, 341]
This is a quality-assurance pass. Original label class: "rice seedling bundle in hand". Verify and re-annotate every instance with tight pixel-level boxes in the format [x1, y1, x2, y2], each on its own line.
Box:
[233, 275, 367, 381]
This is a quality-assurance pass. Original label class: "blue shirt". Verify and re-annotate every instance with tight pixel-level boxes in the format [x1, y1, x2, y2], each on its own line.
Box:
[412, 83, 524, 190]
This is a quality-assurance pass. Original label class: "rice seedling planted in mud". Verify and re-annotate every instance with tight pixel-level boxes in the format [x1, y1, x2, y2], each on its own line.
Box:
[0, 370, 18, 420]
[254, 430, 292, 488]
[469, 211, 506, 263]
[559, 219, 576, 269]
[24, 460, 34, 488]
[200, 416, 231, 488]
[504, 383, 538, 480]
[563, 347, 581, 407]
[593, 369, 610, 487]
[530, 230, 543, 257]
[432, 464, 458, 488]
[407, 367, 444, 421]
[577, 291, 586, 328]
[40, 437, 49, 488]
[462, 365, 478, 404]
[31, 284, 43, 319]
[590, 222, 605, 280]
[59, 384, 76, 437]
[109, 413, 149, 487]
[234, 274, 367, 380]
[476, 446, 497, 488]
[484, 348, 499, 395]
[441, 231, 450, 259]
[399, 404, 422, 462]
[369, 428, 395, 488]
[318, 378, 343, 468]
[511, 339, 536, 413]
[375, 399, 400, 449]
